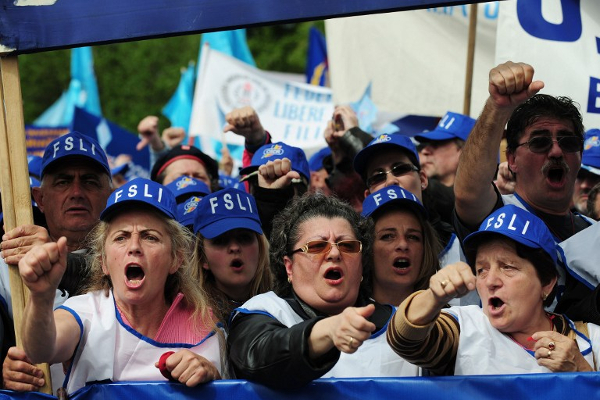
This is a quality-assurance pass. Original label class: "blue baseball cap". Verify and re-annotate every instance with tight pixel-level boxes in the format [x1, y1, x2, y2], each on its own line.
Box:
[41, 131, 110, 178]
[581, 129, 600, 175]
[165, 176, 211, 203]
[193, 188, 262, 239]
[414, 112, 476, 142]
[239, 142, 310, 182]
[308, 147, 332, 172]
[218, 172, 242, 190]
[27, 155, 43, 179]
[353, 134, 419, 178]
[361, 186, 427, 219]
[463, 205, 558, 267]
[100, 178, 176, 221]
[177, 195, 203, 228]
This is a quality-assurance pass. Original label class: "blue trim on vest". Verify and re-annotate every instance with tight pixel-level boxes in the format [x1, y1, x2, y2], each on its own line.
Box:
[439, 233, 456, 258]
[56, 305, 85, 389]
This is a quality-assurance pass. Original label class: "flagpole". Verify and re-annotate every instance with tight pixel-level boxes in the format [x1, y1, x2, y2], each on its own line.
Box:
[463, 3, 478, 116]
[0, 55, 53, 395]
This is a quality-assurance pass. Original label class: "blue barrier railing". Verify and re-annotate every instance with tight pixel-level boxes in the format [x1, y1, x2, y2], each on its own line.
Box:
[1, 374, 599, 400]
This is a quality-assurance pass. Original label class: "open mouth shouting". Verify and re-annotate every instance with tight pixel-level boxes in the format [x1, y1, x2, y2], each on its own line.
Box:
[230, 258, 244, 271]
[125, 264, 145, 288]
[324, 267, 344, 285]
[392, 257, 412, 275]
[543, 161, 569, 188]
[488, 296, 506, 315]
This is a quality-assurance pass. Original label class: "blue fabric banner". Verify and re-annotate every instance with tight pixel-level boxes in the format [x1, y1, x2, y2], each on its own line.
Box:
[1, 375, 599, 400]
[0, 0, 491, 55]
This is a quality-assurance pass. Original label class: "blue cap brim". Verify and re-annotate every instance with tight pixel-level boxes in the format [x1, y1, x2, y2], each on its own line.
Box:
[197, 217, 263, 239]
[463, 230, 557, 267]
[414, 130, 457, 142]
[100, 199, 175, 221]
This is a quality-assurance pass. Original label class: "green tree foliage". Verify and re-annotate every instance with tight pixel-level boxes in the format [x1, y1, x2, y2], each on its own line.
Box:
[18, 22, 325, 133]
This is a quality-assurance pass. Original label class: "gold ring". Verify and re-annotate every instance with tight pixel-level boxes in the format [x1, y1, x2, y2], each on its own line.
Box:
[349, 336, 354, 347]
[547, 350, 552, 358]
[440, 280, 449, 289]
[548, 341, 555, 351]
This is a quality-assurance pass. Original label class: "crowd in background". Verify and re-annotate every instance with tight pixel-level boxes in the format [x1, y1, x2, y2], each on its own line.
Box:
[1, 60, 600, 396]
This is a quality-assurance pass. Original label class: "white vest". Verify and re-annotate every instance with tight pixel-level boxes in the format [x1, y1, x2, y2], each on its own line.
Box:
[58, 291, 222, 393]
[235, 291, 420, 378]
[445, 306, 599, 375]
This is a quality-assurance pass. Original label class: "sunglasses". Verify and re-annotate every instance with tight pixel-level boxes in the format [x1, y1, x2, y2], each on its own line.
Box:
[366, 163, 420, 188]
[515, 136, 582, 154]
[291, 240, 362, 255]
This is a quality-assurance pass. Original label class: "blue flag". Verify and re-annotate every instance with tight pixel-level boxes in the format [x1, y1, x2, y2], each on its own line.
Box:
[162, 62, 196, 132]
[34, 47, 102, 127]
[192, 29, 255, 153]
[199, 29, 255, 67]
[350, 83, 378, 134]
[306, 26, 328, 86]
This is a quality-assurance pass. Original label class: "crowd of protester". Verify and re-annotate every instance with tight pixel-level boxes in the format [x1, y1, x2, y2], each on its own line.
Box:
[1, 60, 600, 396]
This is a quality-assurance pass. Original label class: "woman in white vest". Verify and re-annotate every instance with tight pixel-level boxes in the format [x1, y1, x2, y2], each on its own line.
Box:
[18, 178, 223, 394]
[228, 193, 420, 390]
[361, 186, 442, 307]
[387, 205, 599, 375]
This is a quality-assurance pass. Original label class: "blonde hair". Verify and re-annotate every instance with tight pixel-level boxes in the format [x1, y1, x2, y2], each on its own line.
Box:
[85, 206, 217, 335]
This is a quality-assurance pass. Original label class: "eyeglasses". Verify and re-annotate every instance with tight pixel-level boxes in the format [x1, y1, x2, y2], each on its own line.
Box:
[515, 136, 583, 154]
[366, 163, 420, 188]
[291, 240, 362, 255]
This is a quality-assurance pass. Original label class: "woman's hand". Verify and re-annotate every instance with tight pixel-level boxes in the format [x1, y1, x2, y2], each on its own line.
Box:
[429, 262, 476, 307]
[406, 262, 475, 326]
[155, 350, 221, 387]
[18, 237, 68, 301]
[309, 304, 376, 358]
[532, 331, 594, 372]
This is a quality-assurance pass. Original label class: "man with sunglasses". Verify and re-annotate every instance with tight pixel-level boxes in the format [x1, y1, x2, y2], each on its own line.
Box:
[454, 61, 599, 324]
[353, 134, 461, 269]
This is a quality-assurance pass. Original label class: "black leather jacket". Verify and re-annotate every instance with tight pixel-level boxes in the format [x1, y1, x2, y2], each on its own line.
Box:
[227, 291, 393, 390]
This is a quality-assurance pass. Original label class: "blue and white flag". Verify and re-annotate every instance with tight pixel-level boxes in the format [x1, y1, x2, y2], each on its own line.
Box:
[189, 47, 333, 172]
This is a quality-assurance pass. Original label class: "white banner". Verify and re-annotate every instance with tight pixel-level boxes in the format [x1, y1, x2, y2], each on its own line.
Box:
[189, 47, 334, 160]
[325, 3, 500, 119]
[496, 0, 600, 129]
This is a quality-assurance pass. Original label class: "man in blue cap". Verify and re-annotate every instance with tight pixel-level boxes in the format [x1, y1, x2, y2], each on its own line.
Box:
[454, 61, 599, 324]
[572, 129, 600, 216]
[239, 142, 310, 237]
[1, 131, 114, 391]
[414, 111, 476, 188]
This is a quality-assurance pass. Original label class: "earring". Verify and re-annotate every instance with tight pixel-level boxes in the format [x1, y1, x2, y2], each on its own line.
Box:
[542, 293, 548, 301]
[287, 277, 292, 284]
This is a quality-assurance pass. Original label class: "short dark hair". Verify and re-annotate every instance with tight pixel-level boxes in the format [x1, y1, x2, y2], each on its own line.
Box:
[505, 94, 584, 152]
[269, 192, 373, 297]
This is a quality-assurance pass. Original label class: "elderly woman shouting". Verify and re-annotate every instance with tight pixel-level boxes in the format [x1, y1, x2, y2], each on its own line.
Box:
[387, 205, 599, 375]
[19, 178, 222, 394]
[228, 193, 419, 390]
